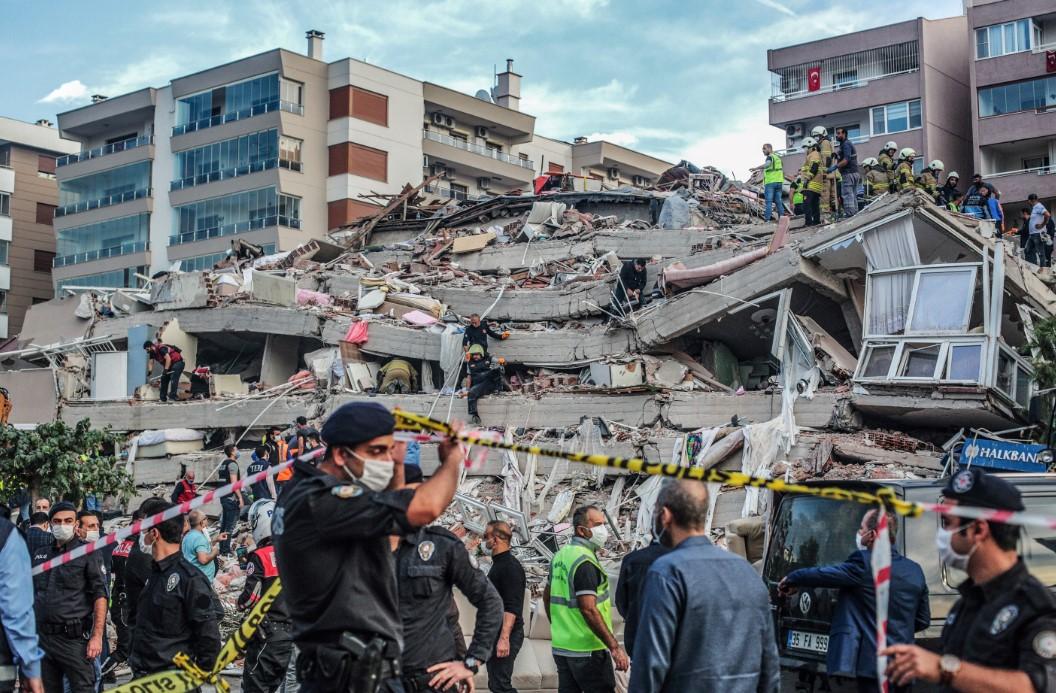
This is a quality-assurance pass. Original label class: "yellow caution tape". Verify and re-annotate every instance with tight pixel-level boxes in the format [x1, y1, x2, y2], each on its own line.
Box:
[105, 578, 283, 693]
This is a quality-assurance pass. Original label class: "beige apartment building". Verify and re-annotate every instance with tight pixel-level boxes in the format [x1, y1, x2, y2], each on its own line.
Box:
[0, 117, 78, 338]
[53, 33, 672, 290]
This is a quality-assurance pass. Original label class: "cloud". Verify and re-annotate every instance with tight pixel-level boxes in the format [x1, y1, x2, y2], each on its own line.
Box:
[754, 0, 796, 16]
[39, 79, 90, 104]
[682, 109, 787, 179]
[586, 131, 639, 147]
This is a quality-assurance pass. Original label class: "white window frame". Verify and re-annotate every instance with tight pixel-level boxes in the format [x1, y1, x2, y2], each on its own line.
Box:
[905, 266, 978, 335]
[869, 99, 922, 137]
[975, 18, 1033, 60]
[992, 343, 1035, 409]
[863, 263, 981, 340]
[855, 336, 989, 384]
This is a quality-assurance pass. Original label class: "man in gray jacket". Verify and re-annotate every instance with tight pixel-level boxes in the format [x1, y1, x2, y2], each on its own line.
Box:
[630, 480, 780, 693]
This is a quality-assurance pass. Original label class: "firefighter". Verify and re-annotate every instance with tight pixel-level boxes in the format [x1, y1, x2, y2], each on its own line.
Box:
[895, 148, 917, 192]
[791, 137, 824, 227]
[862, 158, 889, 202]
[878, 141, 898, 191]
[918, 160, 944, 202]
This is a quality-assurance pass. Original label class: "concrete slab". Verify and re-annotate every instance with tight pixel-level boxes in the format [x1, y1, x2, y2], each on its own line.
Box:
[431, 280, 615, 321]
[663, 391, 841, 430]
[0, 368, 58, 424]
[150, 273, 211, 310]
[17, 296, 93, 346]
[60, 397, 311, 432]
[250, 271, 297, 306]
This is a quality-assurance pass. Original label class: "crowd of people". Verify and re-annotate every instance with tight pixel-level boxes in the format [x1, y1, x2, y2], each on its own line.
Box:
[2, 402, 1055, 693]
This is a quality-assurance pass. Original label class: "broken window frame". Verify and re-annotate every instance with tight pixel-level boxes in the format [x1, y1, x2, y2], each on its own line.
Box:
[855, 336, 989, 384]
[864, 263, 981, 340]
[993, 342, 1035, 409]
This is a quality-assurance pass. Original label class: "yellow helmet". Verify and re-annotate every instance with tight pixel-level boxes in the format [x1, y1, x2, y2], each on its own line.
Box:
[467, 344, 485, 357]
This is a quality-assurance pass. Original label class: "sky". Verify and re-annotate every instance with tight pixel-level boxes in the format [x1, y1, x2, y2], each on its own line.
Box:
[1, 0, 966, 178]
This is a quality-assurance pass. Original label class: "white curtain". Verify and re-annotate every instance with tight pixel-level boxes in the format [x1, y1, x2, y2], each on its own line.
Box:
[863, 216, 920, 335]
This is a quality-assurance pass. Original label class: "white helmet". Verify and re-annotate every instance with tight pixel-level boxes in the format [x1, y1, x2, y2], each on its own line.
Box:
[801, 136, 818, 149]
[884, 141, 898, 152]
[862, 157, 879, 167]
[947, 171, 959, 180]
[249, 499, 276, 544]
[811, 126, 828, 137]
[929, 159, 944, 171]
[899, 147, 917, 160]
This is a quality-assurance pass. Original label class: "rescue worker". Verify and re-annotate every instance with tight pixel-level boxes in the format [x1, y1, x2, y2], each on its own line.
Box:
[895, 148, 917, 192]
[878, 141, 899, 191]
[544, 505, 628, 693]
[102, 509, 148, 679]
[813, 126, 838, 220]
[218, 444, 244, 555]
[395, 523, 502, 692]
[273, 401, 465, 693]
[129, 499, 221, 677]
[462, 314, 508, 358]
[792, 136, 824, 227]
[377, 358, 418, 395]
[31, 502, 108, 693]
[170, 467, 198, 504]
[247, 446, 277, 501]
[938, 172, 961, 208]
[266, 428, 293, 489]
[883, 468, 1056, 691]
[918, 159, 944, 201]
[611, 258, 648, 312]
[239, 500, 294, 693]
[862, 158, 888, 202]
[791, 187, 804, 216]
[0, 514, 44, 693]
[143, 340, 185, 402]
[465, 344, 501, 426]
[761, 143, 784, 222]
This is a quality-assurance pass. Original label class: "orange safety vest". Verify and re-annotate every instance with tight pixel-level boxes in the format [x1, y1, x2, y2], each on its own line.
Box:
[275, 438, 292, 482]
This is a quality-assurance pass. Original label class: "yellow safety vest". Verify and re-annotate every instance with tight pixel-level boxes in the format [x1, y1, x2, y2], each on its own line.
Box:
[763, 153, 784, 185]
[549, 539, 612, 655]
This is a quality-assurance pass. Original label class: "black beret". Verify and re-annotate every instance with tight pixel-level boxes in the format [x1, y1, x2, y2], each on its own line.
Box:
[321, 402, 395, 447]
[49, 501, 77, 519]
[943, 467, 1024, 513]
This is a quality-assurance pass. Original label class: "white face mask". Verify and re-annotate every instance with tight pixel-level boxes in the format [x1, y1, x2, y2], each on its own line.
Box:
[588, 524, 609, 550]
[345, 452, 394, 492]
[51, 524, 75, 543]
[855, 532, 867, 551]
[84, 530, 101, 543]
[139, 531, 154, 555]
[936, 524, 976, 572]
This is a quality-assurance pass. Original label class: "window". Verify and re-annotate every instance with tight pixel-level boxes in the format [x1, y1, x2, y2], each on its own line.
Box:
[55, 266, 147, 291]
[36, 202, 56, 225]
[450, 183, 468, 197]
[979, 76, 1056, 117]
[870, 100, 922, 136]
[0, 291, 7, 314]
[279, 136, 302, 171]
[34, 250, 55, 272]
[0, 145, 10, 167]
[861, 344, 896, 378]
[976, 18, 1033, 59]
[907, 268, 976, 333]
[0, 240, 9, 265]
[995, 346, 1034, 407]
[58, 161, 151, 213]
[172, 129, 282, 188]
[37, 154, 56, 176]
[898, 343, 942, 378]
[171, 187, 299, 245]
[833, 70, 858, 89]
[281, 78, 304, 107]
[174, 73, 281, 130]
[948, 344, 982, 380]
[0, 193, 9, 216]
[1024, 156, 1051, 172]
[834, 125, 861, 141]
[55, 213, 149, 265]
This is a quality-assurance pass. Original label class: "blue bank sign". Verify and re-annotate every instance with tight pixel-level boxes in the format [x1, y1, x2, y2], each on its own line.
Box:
[960, 438, 1048, 473]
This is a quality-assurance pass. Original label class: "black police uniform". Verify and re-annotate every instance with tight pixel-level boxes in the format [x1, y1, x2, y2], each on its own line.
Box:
[128, 552, 221, 676]
[396, 527, 502, 692]
[218, 456, 241, 554]
[466, 358, 500, 419]
[273, 459, 417, 693]
[462, 323, 503, 357]
[31, 537, 108, 693]
[106, 537, 136, 665]
[238, 537, 294, 693]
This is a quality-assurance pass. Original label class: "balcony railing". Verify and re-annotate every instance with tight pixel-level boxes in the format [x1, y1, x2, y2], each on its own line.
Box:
[170, 158, 301, 191]
[985, 164, 1055, 179]
[776, 135, 870, 157]
[171, 100, 303, 136]
[168, 215, 301, 246]
[57, 136, 152, 167]
[424, 183, 484, 201]
[55, 188, 151, 218]
[423, 130, 534, 170]
[771, 41, 919, 102]
[54, 241, 148, 267]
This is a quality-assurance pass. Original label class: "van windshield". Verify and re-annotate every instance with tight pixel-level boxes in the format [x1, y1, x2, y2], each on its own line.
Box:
[764, 495, 872, 583]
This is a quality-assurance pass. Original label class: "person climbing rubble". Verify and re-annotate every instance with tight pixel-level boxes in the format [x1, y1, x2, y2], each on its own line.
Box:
[464, 344, 502, 425]
[376, 358, 418, 395]
[462, 313, 508, 358]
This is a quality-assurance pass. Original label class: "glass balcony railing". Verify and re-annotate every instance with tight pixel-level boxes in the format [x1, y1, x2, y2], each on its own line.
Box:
[55, 188, 151, 218]
[54, 241, 148, 267]
[424, 183, 484, 201]
[422, 130, 534, 170]
[170, 158, 301, 191]
[56, 136, 152, 167]
[171, 100, 303, 136]
[168, 215, 301, 246]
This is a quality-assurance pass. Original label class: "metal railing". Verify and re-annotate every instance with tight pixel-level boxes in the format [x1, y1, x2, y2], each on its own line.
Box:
[55, 188, 151, 217]
[57, 136, 152, 167]
[168, 215, 301, 246]
[776, 135, 870, 157]
[771, 41, 919, 102]
[423, 183, 484, 201]
[54, 241, 148, 267]
[985, 164, 1055, 179]
[171, 100, 303, 136]
[422, 130, 534, 170]
[170, 158, 301, 191]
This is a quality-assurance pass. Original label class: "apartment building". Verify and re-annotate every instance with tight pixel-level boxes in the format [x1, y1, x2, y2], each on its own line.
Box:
[54, 32, 672, 290]
[0, 117, 78, 338]
[966, 0, 1056, 209]
[767, 17, 973, 185]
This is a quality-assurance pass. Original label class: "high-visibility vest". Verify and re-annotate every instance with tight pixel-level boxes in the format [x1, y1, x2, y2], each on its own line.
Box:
[792, 189, 804, 205]
[549, 540, 612, 655]
[763, 153, 783, 184]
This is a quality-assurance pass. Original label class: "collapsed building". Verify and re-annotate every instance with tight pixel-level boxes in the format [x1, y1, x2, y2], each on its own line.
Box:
[2, 182, 1048, 687]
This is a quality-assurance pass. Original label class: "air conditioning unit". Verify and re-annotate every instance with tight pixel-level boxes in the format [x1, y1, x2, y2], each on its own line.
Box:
[607, 167, 620, 180]
[431, 112, 444, 126]
[786, 123, 805, 138]
[632, 175, 647, 186]
[474, 126, 488, 139]
[444, 116, 455, 128]
[477, 177, 491, 190]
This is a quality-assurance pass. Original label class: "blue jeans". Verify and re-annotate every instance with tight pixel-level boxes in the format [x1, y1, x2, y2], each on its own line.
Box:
[1026, 234, 1048, 267]
[764, 182, 783, 221]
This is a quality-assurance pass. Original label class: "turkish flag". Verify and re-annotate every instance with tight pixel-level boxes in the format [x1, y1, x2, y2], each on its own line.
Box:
[807, 66, 821, 92]
[1047, 51, 1056, 73]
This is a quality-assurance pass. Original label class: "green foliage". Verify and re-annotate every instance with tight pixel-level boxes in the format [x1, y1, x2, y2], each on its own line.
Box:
[1030, 316, 1056, 391]
[0, 419, 134, 504]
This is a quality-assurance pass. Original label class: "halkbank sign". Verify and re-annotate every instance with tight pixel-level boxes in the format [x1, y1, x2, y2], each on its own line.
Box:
[960, 438, 1048, 473]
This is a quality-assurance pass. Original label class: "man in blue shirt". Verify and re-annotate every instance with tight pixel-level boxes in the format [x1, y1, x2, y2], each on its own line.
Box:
[1026, 193, 1052, 268]
[631, 481, 779, 692]
[831, 128, 860, 217]
[0, 515, 44, 693]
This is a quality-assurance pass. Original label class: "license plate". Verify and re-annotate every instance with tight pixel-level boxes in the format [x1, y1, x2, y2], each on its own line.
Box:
[787, 629, 829, 653]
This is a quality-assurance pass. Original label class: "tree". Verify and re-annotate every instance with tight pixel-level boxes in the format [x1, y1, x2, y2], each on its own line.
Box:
[0, 419, 134, 505]
[1029, 317, 1056, 445]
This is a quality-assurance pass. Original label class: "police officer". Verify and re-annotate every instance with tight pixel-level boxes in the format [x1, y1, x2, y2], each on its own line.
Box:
[31, 502, 107, 693]
[239, 499, 294, 693]
[0, 514, 44, 693]
[883, 468, 1056, 691]
[273, 401, 465, 693]
[396, 524, 502, 692]
[128, 499, 221, 677]
[465, 345, 502, 426]
[102, 509, 147, 678]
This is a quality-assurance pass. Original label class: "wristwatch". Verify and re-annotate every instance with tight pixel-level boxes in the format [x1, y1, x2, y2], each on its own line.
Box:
[463, 656, 480, 674]
[939, 654, 961, 685]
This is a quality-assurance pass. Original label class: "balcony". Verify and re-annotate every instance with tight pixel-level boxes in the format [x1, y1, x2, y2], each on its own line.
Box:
[168, 215, 301, 247]
[54, 241, 148, 268]
[423, 130, 533, 170]
[424, 183, 484, 202]
[55, 188, 151, 218]
[170, 158, 301, 191]
[57, 136, 152, 167]
[171, 100, 302, 137]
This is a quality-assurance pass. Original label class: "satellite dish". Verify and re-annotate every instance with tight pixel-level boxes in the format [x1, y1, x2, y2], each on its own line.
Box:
[474, 89, 493, 103]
